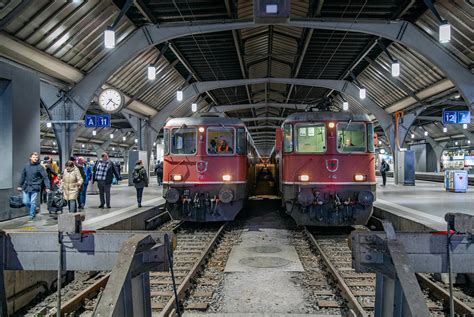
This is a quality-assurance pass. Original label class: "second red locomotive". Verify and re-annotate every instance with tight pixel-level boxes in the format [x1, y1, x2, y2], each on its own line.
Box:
[275, 111, 376, 226]
[162, 114, 256, 222]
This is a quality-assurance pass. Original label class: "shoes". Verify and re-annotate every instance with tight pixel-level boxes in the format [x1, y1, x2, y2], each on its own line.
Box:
[106, 206, 111, 209]
[98, 205, 104, 209]
[138, 204, 142, 208]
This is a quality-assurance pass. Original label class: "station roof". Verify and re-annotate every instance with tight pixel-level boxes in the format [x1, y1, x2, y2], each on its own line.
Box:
[0, 0, 472, 156]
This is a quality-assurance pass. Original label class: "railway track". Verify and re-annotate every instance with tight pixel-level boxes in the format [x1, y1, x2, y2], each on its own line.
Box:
[304, 227, 474, 317]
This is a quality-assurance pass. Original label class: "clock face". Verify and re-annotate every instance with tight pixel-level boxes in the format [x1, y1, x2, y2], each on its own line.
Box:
[98, 89, 124, 113]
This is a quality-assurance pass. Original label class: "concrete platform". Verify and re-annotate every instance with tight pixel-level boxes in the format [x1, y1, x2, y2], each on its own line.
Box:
[0, 183, 164, 231]
[374, 176, 474, 231]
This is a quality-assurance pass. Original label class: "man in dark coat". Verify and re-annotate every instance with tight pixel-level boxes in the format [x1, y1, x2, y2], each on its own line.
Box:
[380, 159, 389, 186]
[17, 152, 51, 220]
[154, 161, 163, 186]
[92, 152, 121, 208]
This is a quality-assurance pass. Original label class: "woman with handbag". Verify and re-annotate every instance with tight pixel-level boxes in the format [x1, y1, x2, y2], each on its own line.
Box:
[61, 160, 83, 213]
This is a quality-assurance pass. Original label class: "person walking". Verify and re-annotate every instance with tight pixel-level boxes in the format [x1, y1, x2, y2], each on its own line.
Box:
[92, 153, 121, 209]
[17, 152, 51, 221]
[154, 161, 163, 186]
[40, 156, 57, 204]
[76, 157, 89, 210]
[133, 160, 149, 207]
[380, 158, 389, 186]
[61, 160, 83, 213]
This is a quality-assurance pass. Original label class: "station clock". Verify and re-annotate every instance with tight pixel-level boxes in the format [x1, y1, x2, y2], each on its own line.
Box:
[98, 88, 124, 113]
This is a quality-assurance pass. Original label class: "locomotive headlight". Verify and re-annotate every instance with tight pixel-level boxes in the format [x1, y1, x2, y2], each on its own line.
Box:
[328, 122, 335, 129]
[222, 174, 232, 181]
[354, 174, 367, 182]
[298, 175, 309, 182]
[199, 127, 205, 133]
[172, 174, 182, 182]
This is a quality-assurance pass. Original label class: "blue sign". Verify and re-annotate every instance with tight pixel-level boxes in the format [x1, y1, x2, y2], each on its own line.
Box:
[97, 114, 111, 127]
[443, 110, 458, 124]
[457, 111, 471, 124]
[84, 114, 111, 128]
[84, 115, 97, 128]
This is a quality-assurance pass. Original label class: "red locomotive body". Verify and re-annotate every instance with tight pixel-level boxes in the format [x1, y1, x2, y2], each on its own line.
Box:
[276, 112, 376, 226]
[162, 114, 255, 222]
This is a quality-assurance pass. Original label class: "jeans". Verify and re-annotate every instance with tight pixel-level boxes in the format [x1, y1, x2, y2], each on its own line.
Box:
[22, 191, 38, 219]
[97, 181, 111, 207]
[157, 176, 162, 186]
[381, 172, 387, 186]
[78, 184, 88, 208]
[67, 199, 77, 213]
[136, 188, 144, 205]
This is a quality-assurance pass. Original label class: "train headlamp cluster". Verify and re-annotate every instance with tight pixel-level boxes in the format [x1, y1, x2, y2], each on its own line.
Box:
[199, 127, 205, 133]
[222, 175, 232, 181]
[172, 174, 182, 182]
[298, 175, 309, 182]
[354, 174, 367, 182]
[328, 122, 335, 129]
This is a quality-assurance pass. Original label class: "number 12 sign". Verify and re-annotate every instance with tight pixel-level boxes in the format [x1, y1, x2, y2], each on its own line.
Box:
[443, 110, 458, 124]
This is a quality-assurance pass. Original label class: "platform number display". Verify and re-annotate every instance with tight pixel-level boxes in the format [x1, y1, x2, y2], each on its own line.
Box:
[84, 114, 111, 128]
[443, 110, 458, 124]
[457, 111, 471, 124]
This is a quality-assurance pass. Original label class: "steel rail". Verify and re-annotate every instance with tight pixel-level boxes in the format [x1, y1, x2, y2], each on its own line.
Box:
[160, 223, 227, 317]
[304, 227, 369, 317]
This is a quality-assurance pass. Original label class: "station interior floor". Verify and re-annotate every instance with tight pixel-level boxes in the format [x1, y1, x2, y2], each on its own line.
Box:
[0, 182, 164, 231]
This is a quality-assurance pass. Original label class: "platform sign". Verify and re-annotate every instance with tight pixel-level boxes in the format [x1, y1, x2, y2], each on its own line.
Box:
[457, 111, 471, 124]
[443, 110, 458, 124]
[96, 114, 111, 127]
[84, 115, 97, 128]
[84, 114, 111, 128]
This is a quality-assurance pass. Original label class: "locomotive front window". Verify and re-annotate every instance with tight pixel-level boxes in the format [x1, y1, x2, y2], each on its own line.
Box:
[283, 124, 293, 153]
[337, 123, 366, 152]
[367, 123, 375, 152]
[171, 128, 197, 155]
[295, 124, 326, 153]
[163, 129, 170, 155]
[207, 128, 234, 155]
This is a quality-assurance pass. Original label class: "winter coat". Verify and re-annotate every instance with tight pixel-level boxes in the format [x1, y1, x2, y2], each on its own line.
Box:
[133, 166, 149, 189]
[19, 161, 51, 192]
[61, 166, 84, 200]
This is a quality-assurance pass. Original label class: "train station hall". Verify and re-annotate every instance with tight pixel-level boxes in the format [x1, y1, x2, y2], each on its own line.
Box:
[0, 0, 473, 316]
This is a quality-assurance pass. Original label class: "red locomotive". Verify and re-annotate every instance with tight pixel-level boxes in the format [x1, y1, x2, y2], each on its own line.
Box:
[275, 111, 376, 226]
[162, 114, 256, 221]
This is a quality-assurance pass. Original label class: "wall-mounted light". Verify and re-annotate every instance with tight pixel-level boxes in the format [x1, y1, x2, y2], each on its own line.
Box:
[104, 27, 115, 48]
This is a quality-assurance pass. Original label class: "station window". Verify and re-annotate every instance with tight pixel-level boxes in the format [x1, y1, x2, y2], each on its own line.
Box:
[171, 128, 197, 155]
[236, 128, 247, 155]
[337, 123, 366, 152]
[283, 124, 293, 153]
[295, 124, 326, 153]
[163, 129, 170, 155]
[207, 127, 234, 154]
[367, 123, 375, 153]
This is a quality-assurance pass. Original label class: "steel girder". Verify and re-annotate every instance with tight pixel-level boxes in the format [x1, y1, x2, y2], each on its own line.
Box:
[68, 19, 474, 121]
[213, 102, 311, 112]
[148, 78, 392, 132]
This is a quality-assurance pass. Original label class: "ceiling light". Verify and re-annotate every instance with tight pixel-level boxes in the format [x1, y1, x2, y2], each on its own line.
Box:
[439, 22, 451, 43]
[391, 60, 400, 77]
[378, 140, 382, 145]
[177, 90, 183, 102]
[153, 142, 156, 146]
[46, 122, 52, 128]
[455, 141, 458, 146]
[411, 134, 415, 139]
[122, 136, 126, 141]
[468, 140, 471, 144]
[359, 88, 366, 99]
[112, 147, 115, 151]
[135, 138, 138, 143]
[81, 144, 85, 148]
[342, 101, 349, 111]
[110, 133, 114, 139]
[104, 27, 115, 48]
[424, 131, 428, 136]
[53, 141, 56, 145]
[380, 149, 386, 154]
[443, 126, 448, 133]
[191, 103, 197, 112]
[92, 130, 97, 136]
[463, 123, 468, 129]
[147, 65, 156, 80]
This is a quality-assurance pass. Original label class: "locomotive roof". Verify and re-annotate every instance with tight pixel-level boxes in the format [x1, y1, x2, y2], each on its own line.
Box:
[165, 114, 245, 127]
[283, 111, 372, 123]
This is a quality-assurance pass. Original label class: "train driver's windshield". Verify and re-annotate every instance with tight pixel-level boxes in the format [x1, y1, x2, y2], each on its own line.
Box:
[337, 123, 366, 152]
[207, 128, 234, 154]
[171, 128, 197, 155]
[295, 124, 326, 153]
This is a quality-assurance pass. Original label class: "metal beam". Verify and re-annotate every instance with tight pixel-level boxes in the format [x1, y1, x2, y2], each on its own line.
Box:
[246, 125, 279, 130]
[69, 19, 474, 123]
[214, 102, 310, 112]
[149, 78, 391, 133]
[241, 117, 285, 122]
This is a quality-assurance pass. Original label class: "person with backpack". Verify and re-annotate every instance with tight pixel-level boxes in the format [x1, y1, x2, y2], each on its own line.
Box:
[380, 158, 390, 186]
[61, 160, 83, 213]
[17, 152, 51, 221]
[133, 160, 148, 207]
